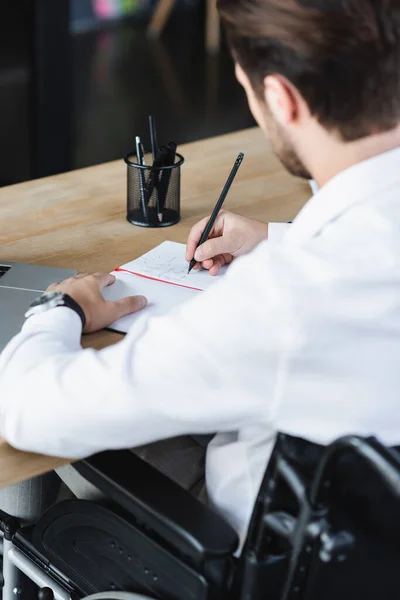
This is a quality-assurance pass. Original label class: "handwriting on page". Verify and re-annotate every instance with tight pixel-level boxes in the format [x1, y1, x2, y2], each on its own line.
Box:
[140, 253, 189, 282]
[125, 241, 226, 291]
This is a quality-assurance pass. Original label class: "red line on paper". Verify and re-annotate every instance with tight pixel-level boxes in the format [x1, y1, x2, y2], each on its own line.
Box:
[115, 267, 203, 292]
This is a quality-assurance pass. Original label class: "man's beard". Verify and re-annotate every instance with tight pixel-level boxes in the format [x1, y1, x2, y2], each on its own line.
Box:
[265, 111, 312, 180]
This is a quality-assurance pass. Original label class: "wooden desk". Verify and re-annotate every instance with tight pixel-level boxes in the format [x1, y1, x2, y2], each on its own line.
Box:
[0, 127, 310, 488]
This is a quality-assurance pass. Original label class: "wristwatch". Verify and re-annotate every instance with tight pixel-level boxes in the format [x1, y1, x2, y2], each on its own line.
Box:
[25, 292, 86, 329]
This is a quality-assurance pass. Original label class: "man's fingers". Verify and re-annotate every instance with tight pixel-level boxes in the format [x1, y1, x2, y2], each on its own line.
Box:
[186, 216, 210, 261]
[105, 275, 116, 287]
[112, 295, 148, 320]
[223, 253, 234, 264]
[209, 255, 227, 276]
[74, 273, 89, 279]
[96, 295, 147, 331]
[195, 236, 232, 262]
[198, 255, 232, 273]
[201, 258, 214, 270]
[92, 272, 116, 288]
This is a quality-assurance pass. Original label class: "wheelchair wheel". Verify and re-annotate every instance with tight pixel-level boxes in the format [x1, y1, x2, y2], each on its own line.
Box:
[82, 593, 156, 600]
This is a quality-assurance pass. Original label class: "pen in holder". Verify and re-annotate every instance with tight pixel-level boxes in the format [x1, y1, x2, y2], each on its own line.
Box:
[125, 150, 184, 227]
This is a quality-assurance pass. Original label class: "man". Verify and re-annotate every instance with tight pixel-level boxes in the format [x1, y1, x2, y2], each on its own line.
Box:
[0, 0, 399, 547]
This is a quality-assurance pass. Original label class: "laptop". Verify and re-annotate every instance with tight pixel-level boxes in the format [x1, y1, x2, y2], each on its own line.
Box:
[0, 262, 76, 352]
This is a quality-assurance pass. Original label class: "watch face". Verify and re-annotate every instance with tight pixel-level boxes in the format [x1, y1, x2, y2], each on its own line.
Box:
[30, 291, 64, 308]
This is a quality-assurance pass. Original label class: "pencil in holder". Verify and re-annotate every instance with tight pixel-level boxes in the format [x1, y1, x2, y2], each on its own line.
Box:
[125, 151, 184, 227]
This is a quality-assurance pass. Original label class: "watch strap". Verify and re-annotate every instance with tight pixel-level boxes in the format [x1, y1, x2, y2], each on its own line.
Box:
[62, 294, 86, 329]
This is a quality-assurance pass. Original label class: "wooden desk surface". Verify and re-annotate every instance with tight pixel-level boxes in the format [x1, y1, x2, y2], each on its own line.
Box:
[0, 127, 310, 488]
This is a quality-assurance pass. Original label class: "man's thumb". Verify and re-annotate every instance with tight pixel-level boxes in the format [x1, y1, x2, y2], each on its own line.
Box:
[114, 295, 147, 318]
[194, 237, 230, 262]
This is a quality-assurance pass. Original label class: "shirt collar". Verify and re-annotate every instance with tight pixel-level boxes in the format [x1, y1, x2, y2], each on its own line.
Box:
[284, 146, 400, 246]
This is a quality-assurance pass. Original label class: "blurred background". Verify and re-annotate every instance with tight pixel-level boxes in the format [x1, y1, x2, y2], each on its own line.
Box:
[0, 0, 254, 187]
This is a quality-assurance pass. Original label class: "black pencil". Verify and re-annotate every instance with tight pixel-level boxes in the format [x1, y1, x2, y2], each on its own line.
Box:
[149, 115, 162, 221]
[149, 115, 158, 162]
[158, 142, 177, 222]
[188, 152, 244, 274]
[135, 136, 149, 223]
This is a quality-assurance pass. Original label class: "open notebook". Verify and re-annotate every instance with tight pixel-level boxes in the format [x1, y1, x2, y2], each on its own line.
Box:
[103, 241, 227, 333]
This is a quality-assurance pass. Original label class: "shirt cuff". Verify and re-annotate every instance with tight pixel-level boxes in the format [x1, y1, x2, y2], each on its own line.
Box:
[309, 179, 319, 195]
[22, 306, 83, 348]
[268, 222, 291, 244]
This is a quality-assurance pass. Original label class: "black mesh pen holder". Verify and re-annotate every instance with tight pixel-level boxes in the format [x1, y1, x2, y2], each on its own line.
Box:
[125, 151, 184, 227]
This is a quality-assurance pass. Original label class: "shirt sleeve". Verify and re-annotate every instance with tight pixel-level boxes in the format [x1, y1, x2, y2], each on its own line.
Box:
[268, 222, 291, 244]
[0, 242, 287, 459]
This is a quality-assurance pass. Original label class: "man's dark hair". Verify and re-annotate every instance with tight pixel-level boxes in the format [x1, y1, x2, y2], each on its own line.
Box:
[218, 0, 400, 140]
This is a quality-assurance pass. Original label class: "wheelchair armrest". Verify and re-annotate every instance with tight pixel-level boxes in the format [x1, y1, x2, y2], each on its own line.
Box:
[75, 450, 239, 564]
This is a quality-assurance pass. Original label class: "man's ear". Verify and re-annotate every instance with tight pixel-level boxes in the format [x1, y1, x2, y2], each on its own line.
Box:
[264, 74, 307, 125]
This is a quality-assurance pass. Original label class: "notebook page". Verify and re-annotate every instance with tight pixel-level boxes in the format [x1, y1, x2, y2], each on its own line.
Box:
[117, 241, 227, 291]
[103, 269, 199, 333]
[103, 241, 227, 333]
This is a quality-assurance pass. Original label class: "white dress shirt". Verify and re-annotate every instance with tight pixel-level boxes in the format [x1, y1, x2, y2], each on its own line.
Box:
[1, 147, 400, 548]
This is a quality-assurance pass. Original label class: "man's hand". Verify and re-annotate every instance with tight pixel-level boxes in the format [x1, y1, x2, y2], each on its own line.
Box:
[46, 272, 147, 333]
[186, 210, 269, 275]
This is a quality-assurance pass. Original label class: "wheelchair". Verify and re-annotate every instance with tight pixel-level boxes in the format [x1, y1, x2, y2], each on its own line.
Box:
[1, 432, 400, 600]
